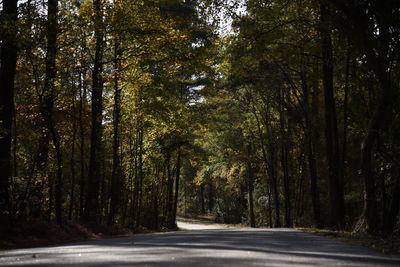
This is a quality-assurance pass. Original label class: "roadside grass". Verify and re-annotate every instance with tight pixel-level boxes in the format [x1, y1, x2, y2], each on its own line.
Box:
[300, 228, 400, 256]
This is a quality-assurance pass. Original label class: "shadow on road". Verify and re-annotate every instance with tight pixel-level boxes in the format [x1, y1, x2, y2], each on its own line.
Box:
[1, 228, 400, 266]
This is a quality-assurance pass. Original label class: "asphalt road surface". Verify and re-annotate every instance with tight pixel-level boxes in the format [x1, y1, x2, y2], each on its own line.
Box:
[1, 222, 400, 266]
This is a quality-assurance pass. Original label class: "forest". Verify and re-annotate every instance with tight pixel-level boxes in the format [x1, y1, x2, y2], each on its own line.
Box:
[0, 0, 399, 239]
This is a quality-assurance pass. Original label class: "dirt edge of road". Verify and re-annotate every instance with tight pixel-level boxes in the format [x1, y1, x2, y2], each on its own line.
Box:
[300, 228, 400, 256]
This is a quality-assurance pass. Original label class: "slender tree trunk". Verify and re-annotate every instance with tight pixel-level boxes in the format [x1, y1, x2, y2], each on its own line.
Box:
[247, 143, 256, 228]
[12, 100, 17, 178]
[69, 100, 77, 220]
[153, 166, 160, 230]
[136, 125, 144, 228]
[359, 74, 392, 232]
[166, 151, 174, 227]
[78, 65, 86, 220]
[0, 0, 18, 227]
[252, 105, 273, 227]
[342, 40, 351, 191]
[30, 132, 50, 218]
[41, 0, 63, 225]
[128, 134, 135, 226]
[279, 91, 292, 227]
[382, 173, 400, 233]
[200, 184, 205, 214]
[301, 72, 322, 228]
[172, 151, 181, 227]
[269, 143, 281, 227]
[132, 128, 139, 227]
[260, 109, 281, 227]
[24, 0, 49, 219]
[208, 182, 214, 213]
[85, 0, 104, 223]
[319, 2, 345, 228]
[109, 40, 122, 226]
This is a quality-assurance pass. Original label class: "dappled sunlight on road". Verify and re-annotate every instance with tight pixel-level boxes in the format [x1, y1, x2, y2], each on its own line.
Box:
[1, 223, 400, 266]
[177, 220, 226, 230]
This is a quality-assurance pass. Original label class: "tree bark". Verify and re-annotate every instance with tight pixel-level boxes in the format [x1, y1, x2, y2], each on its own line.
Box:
[172, 151, 181, 227]
[247, 143, 256, 228]
[136, 125, 144, 228]
[109, 40, 122, 226]
[269, 143, 281, 227]
[69, 99, 77, 220]
[166, 151, 174, 227]
[78, 62, 86, 220]
[41, 0, 63, 225]
[279, 90, 292, 227]
[208, 182, 214, 213]
[319, 2, 345, 228]
[252, 105, 273, 227]
[326, 0, 396, 234]
[301, 72, 322, 228]
[85, 0, 104, 223]
[200, 184, 205, 214]
[0, 0, 18, 227]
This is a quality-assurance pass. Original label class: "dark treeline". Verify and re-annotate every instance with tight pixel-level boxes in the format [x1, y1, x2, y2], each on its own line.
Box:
[0, 0, 399, 235]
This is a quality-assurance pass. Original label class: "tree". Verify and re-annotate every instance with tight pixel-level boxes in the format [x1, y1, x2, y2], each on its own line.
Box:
[325, 0, 400, 233]
[0, 0, 18, 226]
[84, 0, 105, 223]
[319, 1, 345, 228]
[40, 0, 63, 225]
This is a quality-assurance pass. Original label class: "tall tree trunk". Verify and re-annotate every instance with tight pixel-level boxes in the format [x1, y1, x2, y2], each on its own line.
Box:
[172, 150, 181, 227]
[41, 0, 63, 225]
[200, 184, 205, 214]
[208, 182, 214, 213]
[252, 105, 273, 227]
[48, 176, 54, 222]
[0, 0, 18, 227]
[69, 100, 77, 220]
[342, 39, 351, 192]
[166, 151, 174, 227]
[78, 63, 86, 220]
[279, 91, 292, 227]
[319, 2, 345, 228]
[267, 184, 273, 228]
[269, 142, 281, 227]
[382, 173, 400, 233]
[12, 100, 17, 178]
[128, 134, 135, 226]
[78, 64, 86, 220]
[301, 72, 322, 228]
[109, 40, 122, 226]
[85, 0, 104, 223]
[247, 143, 256, 228]
[359, 29, 393, 234]
[260, 109, 281, 227]
[359, 74, 392, 232]
[136, 125, 144, 228]
[152, 166, 160, 230]
[132, 129, 139, 227]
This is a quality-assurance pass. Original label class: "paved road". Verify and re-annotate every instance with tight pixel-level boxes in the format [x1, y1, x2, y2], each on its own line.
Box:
[176, 220, 227, 230]
[1, 223, 400, 266]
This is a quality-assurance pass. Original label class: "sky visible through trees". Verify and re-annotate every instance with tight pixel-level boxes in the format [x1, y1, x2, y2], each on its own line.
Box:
[0, 0, 399, 238]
